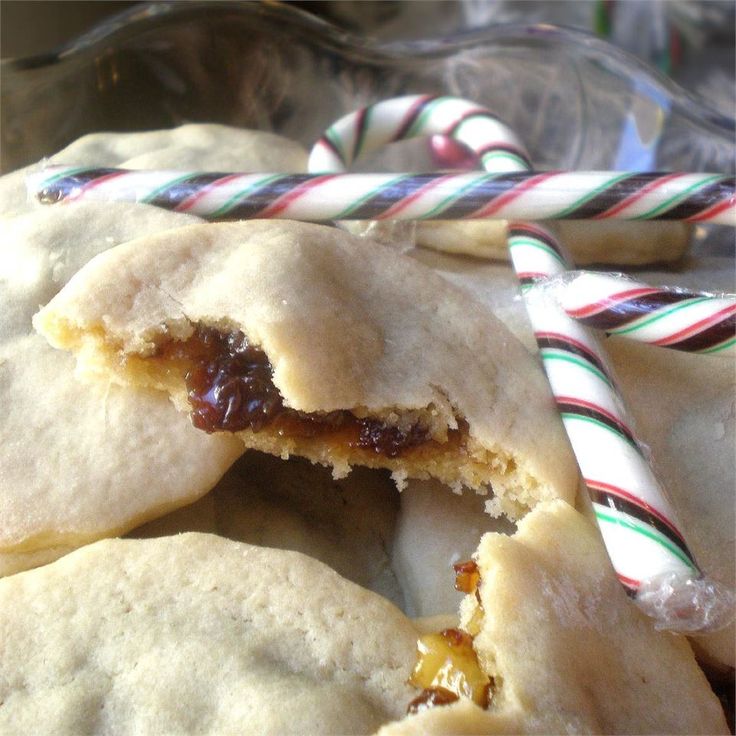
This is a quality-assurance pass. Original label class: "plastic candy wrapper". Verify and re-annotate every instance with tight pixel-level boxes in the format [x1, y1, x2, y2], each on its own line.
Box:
[637, 570, 735, 633]
[339, 220, 417, 254]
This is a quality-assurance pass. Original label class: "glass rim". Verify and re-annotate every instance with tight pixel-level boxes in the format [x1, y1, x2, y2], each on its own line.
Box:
[2, 0, 733, 138]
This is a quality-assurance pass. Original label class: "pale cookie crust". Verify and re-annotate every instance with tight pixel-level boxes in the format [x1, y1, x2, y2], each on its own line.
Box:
[36, 220, 579, 519]
[131, 452, 405, 610]
[1, 127, 309, 575]
[0, 333, 242, 575]
[415, 220, 691, 265]
[381, 501, 727, 735]
[0, 203, 242, 575]
[0, 534, 419, 735]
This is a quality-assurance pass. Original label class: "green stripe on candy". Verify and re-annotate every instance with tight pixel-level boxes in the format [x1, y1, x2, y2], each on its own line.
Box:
[417, 173, 499, 219]
[208, 174, 284, 218]
[352, 104, 372, 162]
[141, 173, 202, 205]
[41, 166, 94, 187]
[608, 297, 710, 336]
[594, 508, 696, 570]
[539, 350, 612, 386]
[405, 96, 449, 138]
[699, 336, 736, 354]
[560, 413, 638, 450]
[553, 172, 633, 218]
[332, 174, 410, 219]
[508, 237, 567, 268]
[324, 128, 348, 165]
[632, 174, 722, 220]
[480, 150, 529, 169]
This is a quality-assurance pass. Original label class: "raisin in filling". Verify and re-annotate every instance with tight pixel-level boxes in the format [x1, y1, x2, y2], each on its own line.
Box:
[407, 687, 459, 715]
[157, 325, 430, 458]
[453, 559, 480, 594]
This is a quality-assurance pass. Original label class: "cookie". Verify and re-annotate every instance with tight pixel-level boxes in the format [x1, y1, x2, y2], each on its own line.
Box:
[415, 220, 691, 265]
[382, 501, 728, 735]
[131, 452, 405, 609]
[0, 534, 419, 734]
[35, 220, 579, 519]
[0, 331, 242, 577]
[0, 127, 309, 575]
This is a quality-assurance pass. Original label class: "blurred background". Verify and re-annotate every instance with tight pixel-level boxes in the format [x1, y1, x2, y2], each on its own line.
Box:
[2, 1, 734, 115]
[2, 0, 733, 176]
[1, 1, 137, 58]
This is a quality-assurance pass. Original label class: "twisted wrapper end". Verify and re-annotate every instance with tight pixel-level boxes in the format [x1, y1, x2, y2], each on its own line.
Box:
[636, 571, 736, 633]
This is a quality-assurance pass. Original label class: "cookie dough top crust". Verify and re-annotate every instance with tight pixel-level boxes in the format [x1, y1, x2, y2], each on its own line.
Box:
[36, 220, 578, 518]
[0, 533, 418, 735]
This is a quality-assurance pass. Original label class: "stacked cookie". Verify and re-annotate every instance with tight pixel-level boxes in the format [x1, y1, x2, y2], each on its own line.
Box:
[0, 126, 731, 734]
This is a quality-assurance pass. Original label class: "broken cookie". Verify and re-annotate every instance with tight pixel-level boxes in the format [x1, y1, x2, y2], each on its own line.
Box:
[35, 220, 579, 519]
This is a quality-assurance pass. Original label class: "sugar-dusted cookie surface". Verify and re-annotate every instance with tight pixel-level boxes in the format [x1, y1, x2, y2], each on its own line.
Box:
[0, 534, 419, 735]
[381, 501, 728, 735]
[36, 220, 579, 519]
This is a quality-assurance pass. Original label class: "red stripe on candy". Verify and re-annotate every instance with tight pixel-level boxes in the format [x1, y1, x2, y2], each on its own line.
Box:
[258, 174, 339, 218]
[394, 94, 436, 141]
[534, 330, 596, 355]
[66, 170, 129, 202]
[617, 573, 642, 590]
[380, 174, 455, 218]
[566, 287, 659, 319]
[443, 107, 495, 137]
[556, 395, 631, 435]
[471, 171, 561, 218]
[508, 221, 557, 241]
[653, 303, 736, 346]
[684, 195, 736, 223]
[175, 173, 244, 213]
[586, 478, 686, 546]
[593, 172, 686, 219]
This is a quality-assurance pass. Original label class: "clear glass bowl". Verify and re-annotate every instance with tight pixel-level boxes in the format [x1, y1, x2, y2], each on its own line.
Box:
[2, 0, 734, 178]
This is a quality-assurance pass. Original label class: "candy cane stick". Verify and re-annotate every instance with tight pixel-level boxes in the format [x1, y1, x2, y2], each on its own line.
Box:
[547, 272, 736, 354]
[28, 167, 735, 224]
[310, 94, 732, 631]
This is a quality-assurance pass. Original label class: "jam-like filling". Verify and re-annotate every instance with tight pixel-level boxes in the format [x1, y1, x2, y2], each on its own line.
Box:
[407, 687, 460, 715]
[453, 559, 480, 594]
[157, 325, 431, 458]
[408, 628, 492, 711]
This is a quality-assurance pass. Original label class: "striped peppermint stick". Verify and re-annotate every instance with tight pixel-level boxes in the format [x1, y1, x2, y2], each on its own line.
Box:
[28, 167, 736, 224]
[548, 272, 736, 354]
[311, 94, 731, 630]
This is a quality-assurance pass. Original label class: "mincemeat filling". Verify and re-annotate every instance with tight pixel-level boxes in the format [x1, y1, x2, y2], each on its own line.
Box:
[156, 325, 432, 458]
[408, 627, 492, 712]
